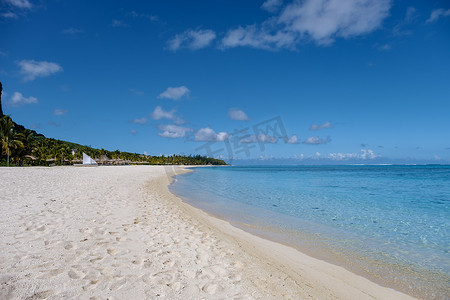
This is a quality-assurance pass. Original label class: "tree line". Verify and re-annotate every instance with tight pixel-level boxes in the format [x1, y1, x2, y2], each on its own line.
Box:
[0, 115, 227, 167]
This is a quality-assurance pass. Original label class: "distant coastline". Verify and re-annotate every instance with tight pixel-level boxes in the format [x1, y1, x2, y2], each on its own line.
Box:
[0, 113, 227, 167]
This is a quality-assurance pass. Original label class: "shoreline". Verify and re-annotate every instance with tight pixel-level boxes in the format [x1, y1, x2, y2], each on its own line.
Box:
[170, 168, 433, 299]
[0, 166, 416, 299]
[166, 167, 417, 300]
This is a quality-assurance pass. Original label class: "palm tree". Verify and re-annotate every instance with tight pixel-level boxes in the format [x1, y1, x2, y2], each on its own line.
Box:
[14, 129, 38, 165]
[59, 144, 71, 165]
[0, 116, 24, 166]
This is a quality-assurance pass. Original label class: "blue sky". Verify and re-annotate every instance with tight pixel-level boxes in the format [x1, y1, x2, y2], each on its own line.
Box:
[1, 0, 449, 164]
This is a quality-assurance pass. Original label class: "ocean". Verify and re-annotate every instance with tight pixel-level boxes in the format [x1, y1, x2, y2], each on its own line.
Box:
[170, 165, 450, 299]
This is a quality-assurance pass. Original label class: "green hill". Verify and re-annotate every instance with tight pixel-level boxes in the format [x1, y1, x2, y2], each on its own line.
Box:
[0, 83, 227, 167]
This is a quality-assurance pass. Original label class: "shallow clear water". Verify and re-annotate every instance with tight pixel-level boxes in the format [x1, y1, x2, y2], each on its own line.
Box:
[170, 165, 450, 299]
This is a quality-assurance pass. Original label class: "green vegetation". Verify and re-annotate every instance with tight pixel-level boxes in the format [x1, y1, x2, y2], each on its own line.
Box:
[0, 115, 227, 167]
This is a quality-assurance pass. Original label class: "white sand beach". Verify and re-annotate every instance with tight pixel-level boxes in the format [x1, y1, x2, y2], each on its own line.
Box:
[0, 166, 415, 299]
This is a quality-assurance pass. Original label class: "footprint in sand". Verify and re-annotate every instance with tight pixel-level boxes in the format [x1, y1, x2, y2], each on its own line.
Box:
[107, 249, 116, 255]
[37, 269, 64, 279]
[79, 228, 92, 234]
[183, 270, 196, 279]
[168, 281, 182, 291]
[202, 283, 219, 295]
[68, 269, 84, 279]
[0, 275, 15, 299]
[94, 228, 107, 235]
[25, 289, 57, 299]
[140, 273, 153, 283]
[229, 273, 242, 282]
[64, 242, 73, 250]
[154, 271, 175, 285]
[110, 278, 127, 291]
[43, 240, 53, 246]
[163, 259, 175, 267]
[82, 281, 99, 292]
[210, 265, 227, 276]
[89, 256, 103, 263]
[36, 225, 46, 232]
[232, 261, 245, 269]
[196, 252, 209, 263]
[143, 259, 152, 268]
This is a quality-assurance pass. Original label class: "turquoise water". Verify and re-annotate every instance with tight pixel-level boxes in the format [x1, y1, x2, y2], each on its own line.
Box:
[170, 165, 450, 299]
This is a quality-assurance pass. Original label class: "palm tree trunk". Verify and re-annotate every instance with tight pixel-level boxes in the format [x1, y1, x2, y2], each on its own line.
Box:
[0, 81, 3, 117]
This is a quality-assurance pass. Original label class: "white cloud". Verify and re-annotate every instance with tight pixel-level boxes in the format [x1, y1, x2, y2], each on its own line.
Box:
[262, 0, 283, 13]
[360, 149, 378, 159]
[168, 29, 216, 51]
[1, 0, 33, 20]
[279, 0, 391, 44]
[405, 7, 417, 23]
[150, 106, 173, 119]
[392, 6, 417, 36]
[48, 121, 61, 127]
[54, 108, 68, 115]
[221, 24, 296, 50]
[240, 135, 257, 143]
[309, 121, 332, 130]
[158, 124, 193, 138]
[257, 134, 278, 143]
[5, 0, 32, 9]
[293, 153, 305, 159]
[131, 117, 147, 124]
[426, 8, 450, 24]
[378, 44, 391, 51]
[130, 88, 144, 95]
[127, 11, 138, 18]
[241, 134, 278, 144]
[302, 136, 331, 144]
[150, 106, 184, 124]
[128, 11, 158, 22]
[285, 134, 299, 144]
[18, 60, 63, 81]
[221, 0, 391, 49]
[111, 20, 129, 27]
[1, 11, 18, 18]
[130, 129, 137, 134]
[328, 152, 358, 160]
[62, 27, 83, 35]
[7, 92, 38, 106]
[228, 108, 250, 121]
[158, 86, 190, 100]
[194, 127, 231, 142]
[328, 149, 379, 160]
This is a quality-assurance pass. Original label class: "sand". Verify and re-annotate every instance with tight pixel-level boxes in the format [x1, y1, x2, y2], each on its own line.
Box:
[0, 166, 415, 299]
